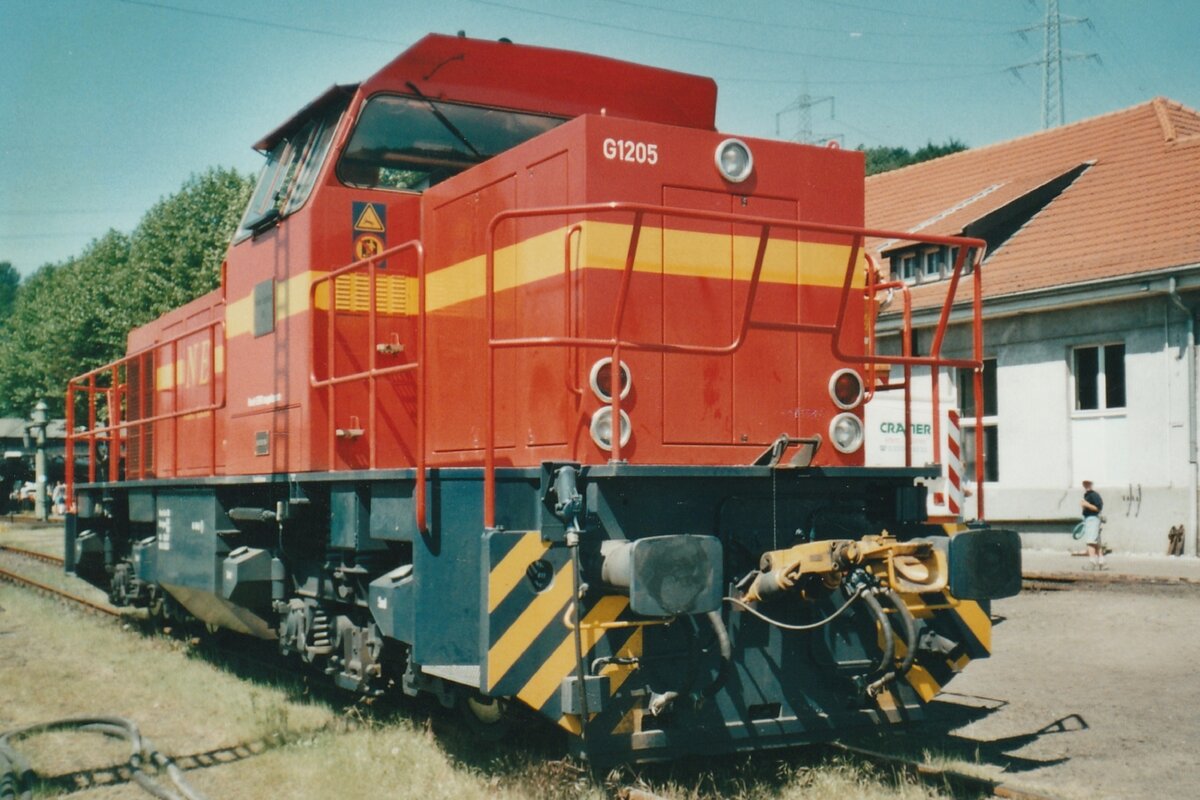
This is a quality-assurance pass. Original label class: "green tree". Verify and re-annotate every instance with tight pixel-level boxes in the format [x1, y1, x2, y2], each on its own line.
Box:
[0, 232, 132, 416]
[861, 138, 968, 176]
[0, 260, 18, 320]
[0, 167, 251, 417]
[125, 167, 252, 319]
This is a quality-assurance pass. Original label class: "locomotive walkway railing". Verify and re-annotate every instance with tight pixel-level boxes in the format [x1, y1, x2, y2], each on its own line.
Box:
[309, 239, 428, 532]
[482, 202, 989, 527]
[65, 315, 226, 511]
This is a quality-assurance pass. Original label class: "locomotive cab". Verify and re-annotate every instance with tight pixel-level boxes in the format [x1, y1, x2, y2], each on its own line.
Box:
[66, 33, 1020, 766]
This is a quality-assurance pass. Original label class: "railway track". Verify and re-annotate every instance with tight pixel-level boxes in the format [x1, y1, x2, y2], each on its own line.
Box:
[0, 564, 119, 617]
[1, 543, 1059, 799]
[0, 542, 65, 566]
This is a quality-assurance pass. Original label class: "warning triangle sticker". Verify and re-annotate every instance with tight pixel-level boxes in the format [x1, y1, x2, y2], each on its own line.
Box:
[354, 203, 385, 232]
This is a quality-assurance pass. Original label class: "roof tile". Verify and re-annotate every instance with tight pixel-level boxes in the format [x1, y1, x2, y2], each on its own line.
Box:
[867, 99, 1200, 310]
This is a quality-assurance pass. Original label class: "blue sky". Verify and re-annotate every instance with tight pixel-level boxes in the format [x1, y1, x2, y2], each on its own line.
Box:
[2, 0, 1197, 276]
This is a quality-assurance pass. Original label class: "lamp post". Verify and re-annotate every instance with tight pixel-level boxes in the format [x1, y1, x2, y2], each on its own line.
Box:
[31, 400, 48, 521]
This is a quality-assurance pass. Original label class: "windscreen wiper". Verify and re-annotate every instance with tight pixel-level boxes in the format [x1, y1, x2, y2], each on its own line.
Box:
[405, 81, 483, 160]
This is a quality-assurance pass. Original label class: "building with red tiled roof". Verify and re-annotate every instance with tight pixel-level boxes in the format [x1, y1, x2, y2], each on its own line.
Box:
[865, 98, 1200, 556]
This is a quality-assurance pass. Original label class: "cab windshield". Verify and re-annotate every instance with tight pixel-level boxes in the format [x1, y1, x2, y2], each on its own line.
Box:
[235, 100, 346, 241]
[336, 95, 565, 192]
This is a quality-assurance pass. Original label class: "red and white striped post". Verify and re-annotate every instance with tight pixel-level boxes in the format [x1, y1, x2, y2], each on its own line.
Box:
[945, 408, 963, 517]
[932, 408, 964, 519]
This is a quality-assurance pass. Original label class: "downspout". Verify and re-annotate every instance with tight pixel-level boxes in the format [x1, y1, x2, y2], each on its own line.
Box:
[1168, 277, 1198, 557]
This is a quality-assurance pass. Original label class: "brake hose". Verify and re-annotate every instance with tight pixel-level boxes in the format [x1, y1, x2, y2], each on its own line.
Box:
[859, 589, 895, 681]
[883, 589, 918, 679]
[862, 590, 920, 697]
[701, 610, 733, 699]
[722, 584, 868, 631]
[566, 529, 591, 746]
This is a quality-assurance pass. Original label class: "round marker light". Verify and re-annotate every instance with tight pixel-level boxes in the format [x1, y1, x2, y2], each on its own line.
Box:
[829, 369, 865, 410]
[829, 413, 864, 454]
[590, 407, 632, 451]
[715, 138, 753, 183]
[589, 357, 632, 402]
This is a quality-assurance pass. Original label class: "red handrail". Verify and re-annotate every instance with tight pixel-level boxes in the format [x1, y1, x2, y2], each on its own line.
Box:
[308, 239, 428, 532]
[65, 317, 226, 511]
[481, 201, 988, 528]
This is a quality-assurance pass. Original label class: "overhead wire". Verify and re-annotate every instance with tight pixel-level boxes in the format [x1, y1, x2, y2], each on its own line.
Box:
[715, 69, 1007, 86]
[602, 0, 1019, 39]
[111, 0, 408, 47]
[469, 0, 1013, 68]
[804, 0, 1026, 26]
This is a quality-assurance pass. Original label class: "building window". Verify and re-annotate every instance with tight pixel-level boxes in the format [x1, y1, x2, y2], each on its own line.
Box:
[958, 358, 998, 481]
[900, 254, 917, 284]
[949, 246, 975, 275]
[923, 249, 944, 278]
[1073, 343, 1126, 411]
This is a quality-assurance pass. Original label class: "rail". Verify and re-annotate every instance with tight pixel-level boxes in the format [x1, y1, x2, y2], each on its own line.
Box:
[482, 201, 989, 527]
[65, 316, 226, 512]
[308, 239, 427, 532]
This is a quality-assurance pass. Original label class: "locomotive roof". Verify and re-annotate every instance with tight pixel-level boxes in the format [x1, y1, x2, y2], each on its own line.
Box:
[254, 83, 358, 152]
[254, 33, 717, 152]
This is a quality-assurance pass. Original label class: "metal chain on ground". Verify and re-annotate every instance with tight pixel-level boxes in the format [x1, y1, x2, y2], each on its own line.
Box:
[0, 717, 210, 800]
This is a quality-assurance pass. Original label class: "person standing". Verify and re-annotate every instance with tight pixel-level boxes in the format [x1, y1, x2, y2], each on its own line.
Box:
[1081, 480, 1105, 570]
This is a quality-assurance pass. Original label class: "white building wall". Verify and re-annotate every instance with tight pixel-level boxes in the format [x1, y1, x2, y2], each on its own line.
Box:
[879, 294, 1197, 555]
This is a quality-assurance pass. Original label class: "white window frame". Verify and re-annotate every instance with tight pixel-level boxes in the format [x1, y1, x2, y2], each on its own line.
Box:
[1071, 342, 1127, 417]
[922, 247, 943, 279]
[958, 358, 999, 483]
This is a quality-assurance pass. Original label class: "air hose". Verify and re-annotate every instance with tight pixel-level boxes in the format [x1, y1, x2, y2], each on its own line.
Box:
[566, 529, 591, 746]
[858, 589, 895, 681]
[862, 589, 919, 697]
[701, 609, 733, 699]
[0, 717, 209, 800]
[646, 610, 733, 716]
[883, 589, 918, 678]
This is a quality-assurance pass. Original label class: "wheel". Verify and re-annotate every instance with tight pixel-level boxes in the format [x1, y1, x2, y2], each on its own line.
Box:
[458, 692, 511, 742]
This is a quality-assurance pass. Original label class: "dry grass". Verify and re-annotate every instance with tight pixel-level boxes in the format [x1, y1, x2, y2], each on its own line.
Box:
[0, 521, 964, 799]
[0, 587, 332, 771]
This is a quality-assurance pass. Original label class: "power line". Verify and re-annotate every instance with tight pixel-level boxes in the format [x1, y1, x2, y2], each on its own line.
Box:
[0, 233, 108, 240]
[601, 0, 1016, 39]
[716, 69, 1007, 86]
[111, 0, 408, 47]
[804, 0, 1026, 26]
[776, 89, 838, 145]
[1008, 0, 1099, 128]
[470, 0, 1011, 68]
[0, 210, 141, 216]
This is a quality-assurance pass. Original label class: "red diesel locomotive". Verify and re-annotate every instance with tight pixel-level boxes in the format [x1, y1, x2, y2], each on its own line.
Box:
[65, 34, 1020, 764]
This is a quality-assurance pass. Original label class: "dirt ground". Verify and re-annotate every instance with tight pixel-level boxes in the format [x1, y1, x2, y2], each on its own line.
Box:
[913, 582, 1200, 800]
[4, 521, 1198, 799]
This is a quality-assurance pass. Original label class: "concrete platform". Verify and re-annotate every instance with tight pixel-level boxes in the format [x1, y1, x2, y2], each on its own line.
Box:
[1021, 547, 1200, 584]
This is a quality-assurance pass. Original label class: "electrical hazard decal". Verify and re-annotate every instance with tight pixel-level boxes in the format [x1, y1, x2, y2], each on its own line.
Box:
[352, 201, 386, 266]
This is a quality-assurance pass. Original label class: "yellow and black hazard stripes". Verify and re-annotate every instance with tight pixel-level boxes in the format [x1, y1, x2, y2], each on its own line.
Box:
[487, 530, 553, 615]
[895, 590, 993, 701]
[484, 530, 645, 731]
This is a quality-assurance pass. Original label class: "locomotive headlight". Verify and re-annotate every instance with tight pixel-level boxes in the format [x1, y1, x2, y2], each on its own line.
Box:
[829, 413, 864, 453]
[829, 368, 865, 409]
[715, 138, 753, 183]
[589, 357, 632, 402]
[590, 407, 632, 451]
